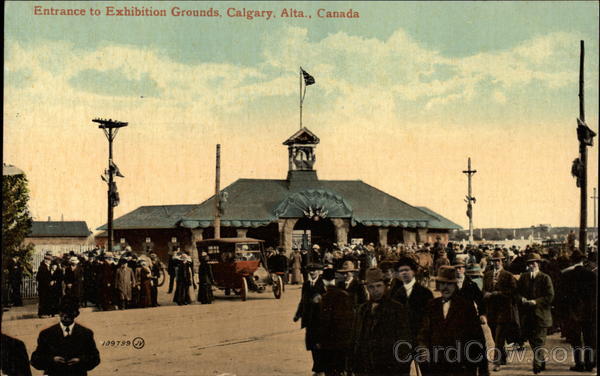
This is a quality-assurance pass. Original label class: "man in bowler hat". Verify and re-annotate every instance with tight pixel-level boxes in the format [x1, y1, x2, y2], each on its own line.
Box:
[351, 268, 412, 376]
[294, 263, 326, 376]
[417, 266, 484, 376]
[516, 253, 554, 374]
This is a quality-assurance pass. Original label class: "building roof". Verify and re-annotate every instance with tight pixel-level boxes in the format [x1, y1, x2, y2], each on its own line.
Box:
[102, 181, 460, 232]
[29, 221, 92, 237]
[97, 204, 197, 230]
[283, 127, 320, 145]
[416, 207, 462, 230]
[179, 178, 441, 229]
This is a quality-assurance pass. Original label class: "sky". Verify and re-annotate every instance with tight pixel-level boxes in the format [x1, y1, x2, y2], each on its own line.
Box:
[4, 1, 599, 232]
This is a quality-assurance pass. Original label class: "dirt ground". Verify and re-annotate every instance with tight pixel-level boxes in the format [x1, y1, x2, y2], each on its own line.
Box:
[2, 284, 596, 375]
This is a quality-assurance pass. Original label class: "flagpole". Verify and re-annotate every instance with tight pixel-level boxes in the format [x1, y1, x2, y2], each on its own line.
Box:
[299, 67, 303, 130]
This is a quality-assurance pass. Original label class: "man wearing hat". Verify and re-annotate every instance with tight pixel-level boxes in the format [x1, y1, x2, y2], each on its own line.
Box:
[454, 261, 484, 317]
[417, 266, 484, 376]
[96, 252, 117, 311]
[64, 256, 84, 306]
[557, 251, 596, 372]
[482, 250, 517, 371]
[389, 257, 434, 346]
[294, 263, 326, 375]
[317, 267, 354, 376]
[336, 260, 367, 307]
[516, 253, 554, 374]
[31, 296, 100, 376]
[37, 253, 56, 318]
[350, 268, 412, 376]
[454, 261, 488, 375]
[268, 247, 289, 286]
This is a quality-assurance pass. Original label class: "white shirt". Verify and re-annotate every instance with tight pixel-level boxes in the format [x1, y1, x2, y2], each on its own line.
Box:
[403, 278, 416, 297]
[530, 270, 539, 279]
[443, 300, 451, 319]
[457, 276, 465, 290]
[59, 322, 75, 337]
[345, 277, 354, 289]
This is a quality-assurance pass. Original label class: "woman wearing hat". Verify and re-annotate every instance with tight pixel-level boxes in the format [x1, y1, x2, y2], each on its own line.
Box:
[198, 252, 215, 304]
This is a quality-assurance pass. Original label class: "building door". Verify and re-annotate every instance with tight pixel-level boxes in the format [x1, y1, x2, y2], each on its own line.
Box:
[293, 217, 335, 250]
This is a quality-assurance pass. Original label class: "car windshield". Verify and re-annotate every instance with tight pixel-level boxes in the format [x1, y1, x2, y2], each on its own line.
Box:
[235, 243, 261, 261]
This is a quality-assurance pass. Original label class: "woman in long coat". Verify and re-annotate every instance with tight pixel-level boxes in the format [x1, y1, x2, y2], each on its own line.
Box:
[138, 260, 153, 308]
[174, 254, 196, 305]
[290, 250, 303, 284]
[197, 252, 215, 304]
[114, 259, 136, 309]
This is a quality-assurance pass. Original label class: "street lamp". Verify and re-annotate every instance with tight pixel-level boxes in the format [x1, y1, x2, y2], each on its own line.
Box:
[93, 118, 128, 254]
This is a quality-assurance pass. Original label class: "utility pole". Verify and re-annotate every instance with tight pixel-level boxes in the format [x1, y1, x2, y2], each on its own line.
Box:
[463, 157, 477, 245]
[573, 40, 596, 254]
[93, 118, 128, 254]
[214, 144, 221, 239]
[592, 187, 598, 240]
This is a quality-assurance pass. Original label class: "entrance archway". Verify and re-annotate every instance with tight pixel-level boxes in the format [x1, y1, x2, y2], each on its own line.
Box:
[293, 217, 336, 250]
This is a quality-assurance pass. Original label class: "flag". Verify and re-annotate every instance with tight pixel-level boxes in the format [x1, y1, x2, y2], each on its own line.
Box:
[301, 68, 315, 86]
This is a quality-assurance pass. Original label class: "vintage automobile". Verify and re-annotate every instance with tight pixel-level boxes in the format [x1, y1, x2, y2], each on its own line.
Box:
[195, 237, 283, 301]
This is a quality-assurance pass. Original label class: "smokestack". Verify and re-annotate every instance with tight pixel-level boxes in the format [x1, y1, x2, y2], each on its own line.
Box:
[48, 216, 51, 221]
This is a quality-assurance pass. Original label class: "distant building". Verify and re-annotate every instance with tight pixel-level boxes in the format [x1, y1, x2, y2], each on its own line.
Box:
[26, 220, 93, 247]
[99, 128, 461, 261]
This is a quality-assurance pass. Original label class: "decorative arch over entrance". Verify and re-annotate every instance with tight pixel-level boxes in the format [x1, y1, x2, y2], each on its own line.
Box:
[274, 189, 352, 219]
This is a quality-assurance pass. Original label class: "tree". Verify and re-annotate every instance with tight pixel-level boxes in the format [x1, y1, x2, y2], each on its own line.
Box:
[2, 172, 34, 276]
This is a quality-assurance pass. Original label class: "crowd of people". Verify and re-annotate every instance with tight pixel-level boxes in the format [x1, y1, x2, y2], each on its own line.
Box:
[34, 246, 162, 317]
[291, 240, 598, 376]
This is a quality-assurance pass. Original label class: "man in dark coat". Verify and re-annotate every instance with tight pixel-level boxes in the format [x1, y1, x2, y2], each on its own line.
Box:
[36, 254, 55, 317]
[268, 247, 289, 285]
[417, 266, 484, 376]
[516, 253, 554, 374]
[7, 256, 24, 307]
[96, 253, 116, 311]
[336, 260, 367, 307]
[167, 248, 178, 293]
[389, 257, 434, 343]
[63, 257, 84, 305]
[31, 297, 100, 376]
[556, 251, 596, 372]
[454, 261, 488, 375]
[317, 267, 354, 375]
[294, 263, 326, 375]
[351, 267, 412, 376]
[1, 332, 32, 376]
[149, 253, 161, 307]
[482, 250, 517, 371]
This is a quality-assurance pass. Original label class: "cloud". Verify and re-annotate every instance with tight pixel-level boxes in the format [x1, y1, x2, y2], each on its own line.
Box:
[4, 28, 593, 124]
